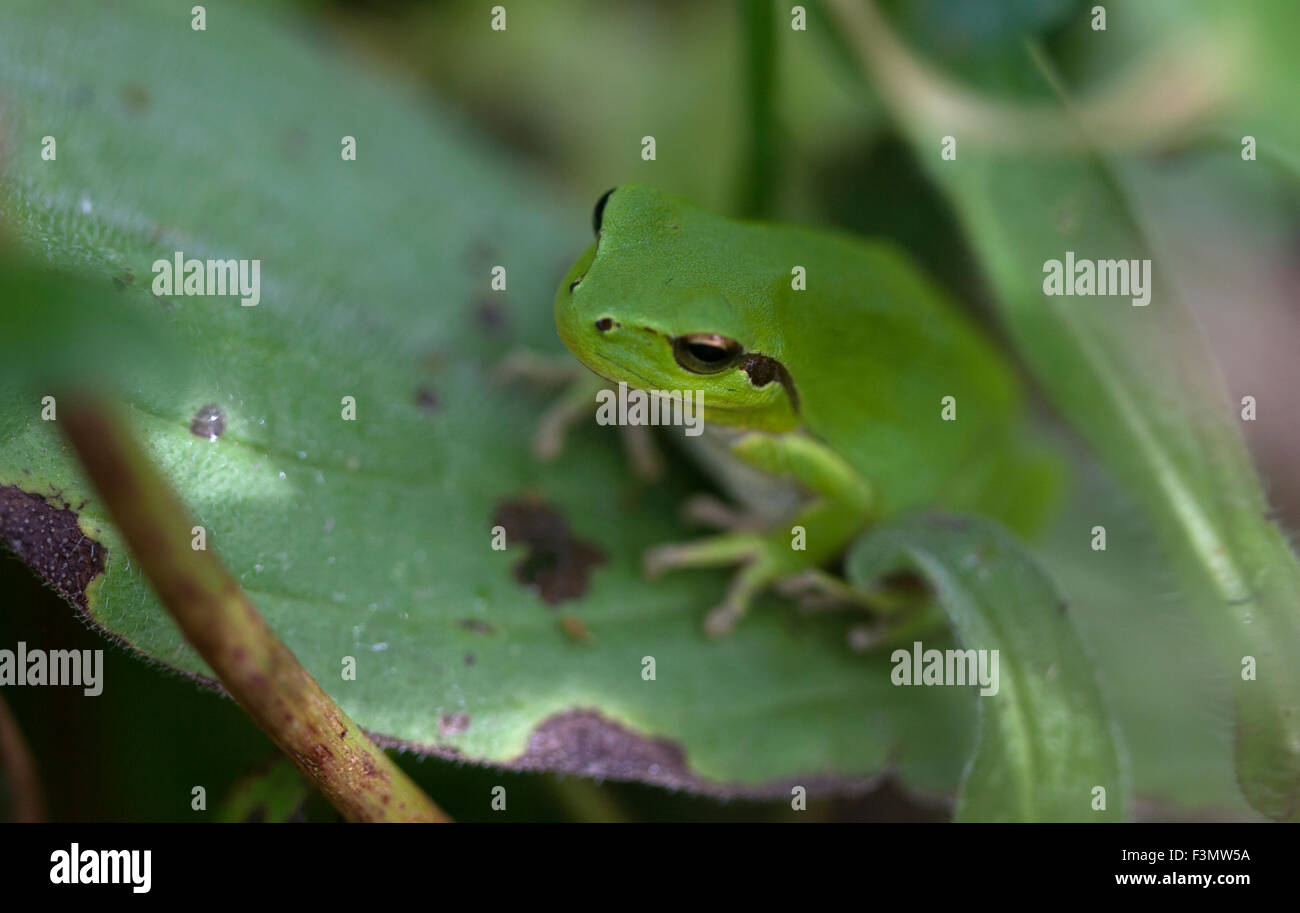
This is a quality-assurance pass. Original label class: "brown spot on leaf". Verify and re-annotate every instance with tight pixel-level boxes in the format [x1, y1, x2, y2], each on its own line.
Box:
[0, 486, 223, 694]
[121, 83, 150, 113]
[368, 707, 898, 800]
[414, 387, 440, 414]
[458, 618, 496, 635]
[558, 614, 593, 644]
[438, 712, 471, 736]
[509, 709, 692, 784]
[474, 297, 509, 334]
[0, 486, 105, 611]
[492, 496, 606, 606]
[501, 709, 891, 799]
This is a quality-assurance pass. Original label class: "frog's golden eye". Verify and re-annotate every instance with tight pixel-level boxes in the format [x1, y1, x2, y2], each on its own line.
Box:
[592, 187, 616, 236]
[672, 333, 743, 374]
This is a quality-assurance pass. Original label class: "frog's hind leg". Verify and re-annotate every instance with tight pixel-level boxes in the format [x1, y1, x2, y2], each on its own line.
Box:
[776, 566, 928, 616]
[643, 530, 782, 636]
[646, 430, 875, 637]
[644, 530, 765, 577]
[532, 378, 604, 460]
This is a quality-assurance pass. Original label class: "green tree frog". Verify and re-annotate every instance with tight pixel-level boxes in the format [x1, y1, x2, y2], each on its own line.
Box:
[544, 184, 1059, 636]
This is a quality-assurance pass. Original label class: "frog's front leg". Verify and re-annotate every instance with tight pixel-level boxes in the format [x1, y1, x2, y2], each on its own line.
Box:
[645, 430, 874, 636]
[496, 349, 663, 479]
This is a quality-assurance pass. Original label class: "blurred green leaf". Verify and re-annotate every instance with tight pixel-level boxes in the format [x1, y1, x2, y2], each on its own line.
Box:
[848, 512, 1127, 821]
[216, 757, 314, 823]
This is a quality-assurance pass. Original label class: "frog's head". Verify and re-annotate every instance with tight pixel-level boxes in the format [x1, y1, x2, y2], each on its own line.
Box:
[554, 184, 799, 432]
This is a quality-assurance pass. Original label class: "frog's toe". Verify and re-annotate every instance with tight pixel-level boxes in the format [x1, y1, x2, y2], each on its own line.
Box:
[698, 549, 787, 636]
[494, 349, 583, 387]
[679, 494, 766, 531]
[846, 623, 883, 652]
[532, 417, 568, 460]
[643, 544, 680, 580]
[530, 382, 604, 461]
[775, 568, 889, 613]
[618, 424, 664, 481]
[704, 604, 742, 638]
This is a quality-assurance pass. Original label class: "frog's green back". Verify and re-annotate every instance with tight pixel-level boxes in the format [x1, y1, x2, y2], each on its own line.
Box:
[762, 228, 1022, 511]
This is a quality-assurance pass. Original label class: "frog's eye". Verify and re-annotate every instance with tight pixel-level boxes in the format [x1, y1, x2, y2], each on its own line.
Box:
[592, 187, 616, 236]
[672, 333, 743, 374]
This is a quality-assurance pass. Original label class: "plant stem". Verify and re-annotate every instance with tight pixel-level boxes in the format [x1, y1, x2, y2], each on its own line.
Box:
[738, 0, 778, 218]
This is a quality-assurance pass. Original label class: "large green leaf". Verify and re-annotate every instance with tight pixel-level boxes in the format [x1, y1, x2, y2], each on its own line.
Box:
[0, 0, 978, 796]
[847, 513, 1127, 821]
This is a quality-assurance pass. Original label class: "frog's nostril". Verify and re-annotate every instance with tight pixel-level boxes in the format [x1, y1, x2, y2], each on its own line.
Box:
[595, 317, 615, 332]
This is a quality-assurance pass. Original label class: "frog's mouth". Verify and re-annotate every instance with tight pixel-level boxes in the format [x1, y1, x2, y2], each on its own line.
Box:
[572, 349, 661, 391]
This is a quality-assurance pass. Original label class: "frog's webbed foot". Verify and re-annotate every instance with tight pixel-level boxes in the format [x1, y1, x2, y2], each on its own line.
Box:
[496, 348, 664, 480]
[644, 531, 798, 638]
[648, 523, 937, 643]
[646, 533, 928, 638]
